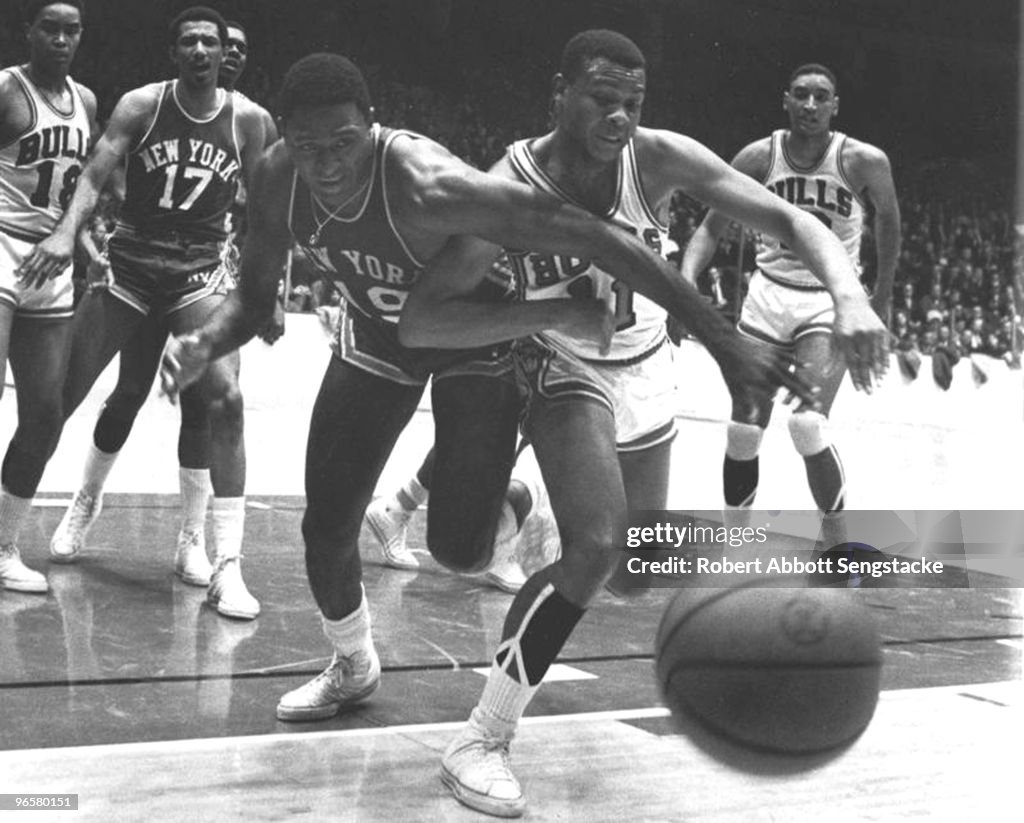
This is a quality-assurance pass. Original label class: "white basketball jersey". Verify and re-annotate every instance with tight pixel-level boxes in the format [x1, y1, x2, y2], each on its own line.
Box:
[505, 138, 668, 362]
[755, 130, 864, 288]
[0, 67, 91, 240]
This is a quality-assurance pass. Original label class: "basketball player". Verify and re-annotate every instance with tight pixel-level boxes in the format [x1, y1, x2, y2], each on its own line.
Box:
[159, 53, 820, 733]
[397, 32, 889, 817]
[0, 0, 97, 594]
[47, 18, 278, 594]
[16, 6, 271, 619]
[680, 63, 900, 554]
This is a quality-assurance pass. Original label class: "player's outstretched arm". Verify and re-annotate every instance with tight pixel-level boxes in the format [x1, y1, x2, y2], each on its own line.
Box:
[657, 130, 888, 392]
[400, 233, 614, 354]
[398, 140, 813, 403]
[399, 152, 614, 353]
[16, 87, 152, 288]
[161, 145, 290, 398]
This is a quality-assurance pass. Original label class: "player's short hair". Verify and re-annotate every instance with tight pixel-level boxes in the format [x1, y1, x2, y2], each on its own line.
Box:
[168, 6, 228, 49]
[23, 0, 85, 26]
[225, 19, 247, 37]
[788, 63, 839, 93]
[277, 53, 373, 123]
[560, 29, 645, 83]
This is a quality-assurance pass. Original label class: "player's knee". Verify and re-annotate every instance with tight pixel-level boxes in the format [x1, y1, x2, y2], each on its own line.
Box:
[22, 402, 64, 443]
[788, 411, 830, 456]
[301, 505, 360, 561]
[428, 510, 502, 573]
[103, 385, 148, 419]
[726, 421, 764, 460]
[560, 524, 622, 583]
[206, 382, 244, 426]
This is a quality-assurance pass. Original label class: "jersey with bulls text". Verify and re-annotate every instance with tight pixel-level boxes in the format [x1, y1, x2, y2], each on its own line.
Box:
[0, 66, 91, 241]
[118, 82, 241, 242]
[755, 129, 864, 289]
[505, 137, 668, 362]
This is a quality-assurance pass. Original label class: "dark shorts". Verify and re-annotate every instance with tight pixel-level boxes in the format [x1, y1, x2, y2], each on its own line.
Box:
[106, 229, 233, 317]
[330, 300, 514, 386]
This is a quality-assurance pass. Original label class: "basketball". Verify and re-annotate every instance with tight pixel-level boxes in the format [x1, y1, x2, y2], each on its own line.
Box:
[655, 578, 882, 772]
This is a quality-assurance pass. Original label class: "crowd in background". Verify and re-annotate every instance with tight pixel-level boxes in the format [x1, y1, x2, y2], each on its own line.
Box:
[4, 1, 1018, 368]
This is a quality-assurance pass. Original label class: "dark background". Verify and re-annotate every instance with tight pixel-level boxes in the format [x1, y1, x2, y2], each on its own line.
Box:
[1, 0, 1018, 187]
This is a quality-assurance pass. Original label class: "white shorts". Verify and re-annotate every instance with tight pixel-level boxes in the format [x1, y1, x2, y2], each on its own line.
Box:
[515, 334, 677, 453]
[738, 271, 834, 348]
[0, 230, 74, 319]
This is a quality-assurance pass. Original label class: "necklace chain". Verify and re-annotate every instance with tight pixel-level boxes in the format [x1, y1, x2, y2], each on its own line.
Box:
[308, 174, 372, 245]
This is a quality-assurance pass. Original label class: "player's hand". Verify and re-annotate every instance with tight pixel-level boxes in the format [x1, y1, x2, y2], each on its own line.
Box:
[833, 298, 890, 393]
[558, 299, 615, 356]
[86, 253, 113, 291]
[14, 231, 75, 289]
[717, 337, 820, 411]
[257, 300, 286, 345]
[160, 333, 213, 404]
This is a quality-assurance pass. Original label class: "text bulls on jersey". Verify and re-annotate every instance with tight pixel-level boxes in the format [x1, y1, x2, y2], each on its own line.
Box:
[15, 125, 89, 166]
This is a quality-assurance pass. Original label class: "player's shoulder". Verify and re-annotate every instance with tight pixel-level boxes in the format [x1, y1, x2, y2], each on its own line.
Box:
[838, 134, 891, 168]
[70, 78, 98, 116]
[115, 81, 165, 116]
[257, 139, 293, 179]
[247, 139, 295, 212]
[384, 127, 477, 190]
[0, 66, 20, 94]
[730, 135, 773, 175]
[231, 89, 270, 119]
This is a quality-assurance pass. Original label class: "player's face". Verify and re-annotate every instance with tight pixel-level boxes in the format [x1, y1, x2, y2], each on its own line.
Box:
[784, 73, 838, 136]
[555, 58, 645, 162]
[284, 103, 375, 204]
[171, 20, 223, 88]
[27, 3, 83, 73]
[220, 26, 248, 87]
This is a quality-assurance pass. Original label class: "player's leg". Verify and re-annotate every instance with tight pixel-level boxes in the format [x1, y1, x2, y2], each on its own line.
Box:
[604, 437, 673, 597]
[0, 316, 73, 592]
[173, 385, 213, 586]
[168, 285, 251, 617]
[276, 356, 423, 721]
[790, 328, 847, 552]
[0, 303, 13, 402]
[60, 287, 147, 421]
[363, 447, 432, 570]
[442, 393, 625, 817]
[50, 317, 167, 562]
[602, 343, 679, 597]
[723, 275, 791, 529]
[426, 372, 521, 584]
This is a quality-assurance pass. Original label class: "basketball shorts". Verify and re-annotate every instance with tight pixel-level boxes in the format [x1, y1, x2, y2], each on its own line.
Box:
[0, 229, 74, 319]
[514, 333, 677, 453]
[330, 300, 515, 387]
[738, 271, 835, 348]
[106, 228, 232, 317]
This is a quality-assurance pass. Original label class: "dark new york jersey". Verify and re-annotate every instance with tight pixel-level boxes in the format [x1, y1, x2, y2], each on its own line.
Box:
[119, 81, 241, 242]
[289, 124, 424, 325]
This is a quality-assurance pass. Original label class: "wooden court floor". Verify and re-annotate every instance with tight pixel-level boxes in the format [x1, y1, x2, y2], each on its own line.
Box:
[1, 316, 1021, 821]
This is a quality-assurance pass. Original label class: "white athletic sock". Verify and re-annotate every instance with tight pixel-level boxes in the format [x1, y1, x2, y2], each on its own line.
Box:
[179, 467, 212, 533]
[0, 489, 32, 546]
[210, 497, 245, 563]
[80, 444, 119, 498]
[395, 476, 428, 512]
[475, 661, 539, 734]
[321, 589, 373, 658]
